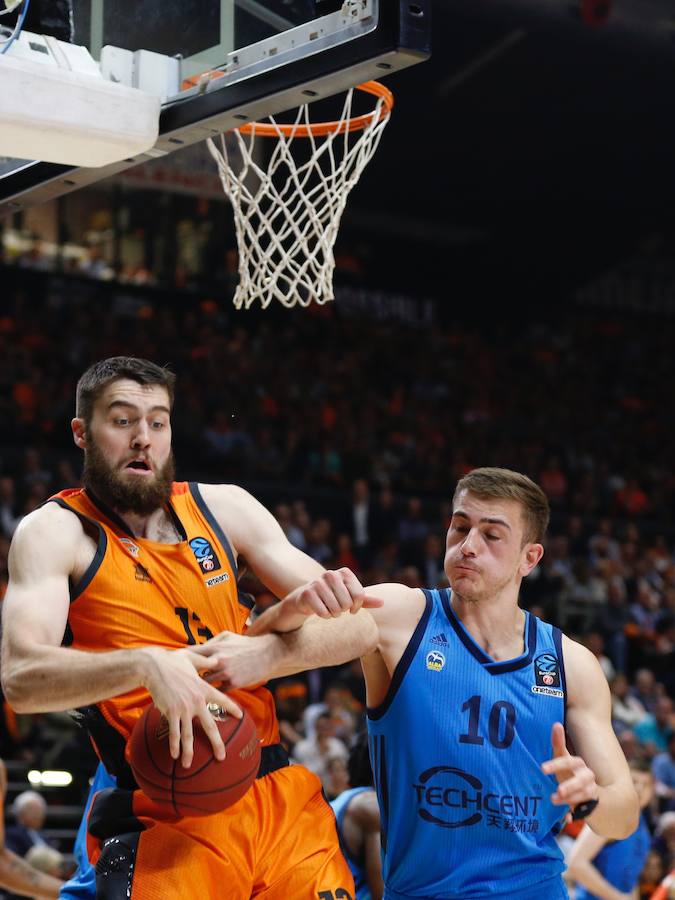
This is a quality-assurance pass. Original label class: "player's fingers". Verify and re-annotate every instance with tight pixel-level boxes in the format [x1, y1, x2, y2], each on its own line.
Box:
[207, 686, 242, 720]
[550, 722, 568, 758]
[338, 567, 367, 599]
[197, 705, 226, 761]
[542, 755, 584, 777]
[359, 595, 385, 610]
[168, 713, 181, 761]
[299, 587, 332, 618]
[323, 570, 357, 612]
[180, 713, 194, 769]
[313, 580, 343, 617]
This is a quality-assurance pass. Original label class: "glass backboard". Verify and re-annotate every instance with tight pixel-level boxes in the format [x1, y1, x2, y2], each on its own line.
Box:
[0, 1, 430, 214]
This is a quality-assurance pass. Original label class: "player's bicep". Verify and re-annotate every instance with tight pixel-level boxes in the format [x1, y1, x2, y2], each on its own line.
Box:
[202, 484, 324, 595]
[563, 638, 631, 788]
[3, 511, 75, 651]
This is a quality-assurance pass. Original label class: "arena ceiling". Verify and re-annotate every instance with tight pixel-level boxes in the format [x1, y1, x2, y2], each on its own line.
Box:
[349, 0, 675, 306]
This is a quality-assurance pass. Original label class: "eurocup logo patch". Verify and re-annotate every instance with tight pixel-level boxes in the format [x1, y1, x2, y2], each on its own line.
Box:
[189, 536, 221, 574]
[532, 652, 564, 697]
[426, 650, 446, 672]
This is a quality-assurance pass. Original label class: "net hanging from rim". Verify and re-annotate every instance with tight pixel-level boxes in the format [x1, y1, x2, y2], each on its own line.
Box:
[207, 80, 393, 310]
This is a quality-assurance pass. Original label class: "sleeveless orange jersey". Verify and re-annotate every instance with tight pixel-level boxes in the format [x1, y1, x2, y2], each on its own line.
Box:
[51, 482, 279, 780]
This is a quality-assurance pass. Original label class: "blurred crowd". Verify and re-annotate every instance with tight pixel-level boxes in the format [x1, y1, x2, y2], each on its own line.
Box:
[0, 267, 674, 895]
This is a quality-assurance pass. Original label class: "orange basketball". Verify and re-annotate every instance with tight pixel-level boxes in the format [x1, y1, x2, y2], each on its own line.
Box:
[128, 704, 260, 817]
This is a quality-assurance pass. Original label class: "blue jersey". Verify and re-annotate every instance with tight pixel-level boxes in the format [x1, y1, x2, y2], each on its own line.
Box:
[60, 763, 116, 900]
[331, 787, 374, 900]
[575, 813, 651, 900]
[367, 588, 569, 900]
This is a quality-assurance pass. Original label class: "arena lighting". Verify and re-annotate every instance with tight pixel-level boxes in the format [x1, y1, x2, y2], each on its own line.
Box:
[27, 770, 73, 787]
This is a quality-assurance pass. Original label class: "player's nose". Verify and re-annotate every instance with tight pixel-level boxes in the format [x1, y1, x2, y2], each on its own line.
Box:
[131, 421, 151, 448]
[461, 529, 479, 555]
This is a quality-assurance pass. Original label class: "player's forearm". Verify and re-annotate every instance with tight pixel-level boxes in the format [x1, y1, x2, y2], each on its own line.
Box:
[247, 593, 308, 635]
[268, 613, 379, 677]
[586, 781, 639, 840]
[0, 848, 63, 898]
[566, 858, 627, 900]
[2, 643, 150, 713]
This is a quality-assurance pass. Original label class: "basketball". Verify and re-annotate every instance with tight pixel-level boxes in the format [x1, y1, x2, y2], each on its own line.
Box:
[128, 704, 261, 817]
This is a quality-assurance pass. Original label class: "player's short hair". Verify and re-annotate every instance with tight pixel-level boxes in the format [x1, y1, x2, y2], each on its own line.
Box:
[76, 357, 176, 424]
[453, 467, 550, 544]
[348, 731, 374, 788]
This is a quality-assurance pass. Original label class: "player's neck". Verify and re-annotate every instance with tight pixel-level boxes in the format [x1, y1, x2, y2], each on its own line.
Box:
[452, 591, 527, 661]
[115, 506, 179, 542]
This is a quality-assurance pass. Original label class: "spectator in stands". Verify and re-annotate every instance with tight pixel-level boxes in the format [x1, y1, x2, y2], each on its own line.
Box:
[610, 673, 648, 734]
[324, 755, 350, 802]
[5, 791, 50, 858]
[292, 712, 348, 790]
[653, 811, 675, 873]
[274, 503, 307, 551]
[653, 733, 675, 813]
[635, 697, 675, 758]
[584, 631, 616, 682]
[344, 479, 375, 568]
[0, 477, 21, 539]
[631, 669, 663, 715]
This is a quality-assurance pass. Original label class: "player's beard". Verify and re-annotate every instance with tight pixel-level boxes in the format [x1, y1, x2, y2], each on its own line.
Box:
[83, 437, 175, 517]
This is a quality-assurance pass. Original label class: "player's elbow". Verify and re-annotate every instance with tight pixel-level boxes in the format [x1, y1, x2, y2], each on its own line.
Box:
[1, 663, 36, 713]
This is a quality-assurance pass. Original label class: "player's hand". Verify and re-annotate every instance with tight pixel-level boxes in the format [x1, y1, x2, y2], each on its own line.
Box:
[191, 631, 280, 690]
[541, 722, 599, 815]
[138, 645, 242, 768]
[288, 568, 384, 619]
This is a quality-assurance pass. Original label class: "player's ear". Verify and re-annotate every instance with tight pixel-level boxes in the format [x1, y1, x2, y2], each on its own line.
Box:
[72, 417, 87, 449]
[520, 542, 544, 576]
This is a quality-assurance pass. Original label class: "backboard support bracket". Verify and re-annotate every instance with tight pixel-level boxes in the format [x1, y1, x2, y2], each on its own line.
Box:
[0, 1, 430, 216]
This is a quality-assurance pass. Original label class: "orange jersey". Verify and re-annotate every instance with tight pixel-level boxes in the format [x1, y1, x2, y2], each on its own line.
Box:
[51, 483, 279, 779]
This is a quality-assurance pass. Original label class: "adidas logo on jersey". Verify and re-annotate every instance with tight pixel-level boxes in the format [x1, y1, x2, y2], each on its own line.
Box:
[431, 633, 448, 645]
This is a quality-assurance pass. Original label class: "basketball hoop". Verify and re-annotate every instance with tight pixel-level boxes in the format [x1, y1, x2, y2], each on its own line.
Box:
[207, 80, 393, 310]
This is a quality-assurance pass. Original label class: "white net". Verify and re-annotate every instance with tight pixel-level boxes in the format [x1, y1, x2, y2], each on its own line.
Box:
[207, 83, 392, 309]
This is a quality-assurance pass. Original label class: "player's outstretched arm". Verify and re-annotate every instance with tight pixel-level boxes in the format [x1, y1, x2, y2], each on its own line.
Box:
[541, 636, 639, 840]
[200, 483, 383, 618]
[0, 760, 63, 899]
[195, 582, 423, 697]
[1, 505, 239, 768]
[566, 824, 633, 900]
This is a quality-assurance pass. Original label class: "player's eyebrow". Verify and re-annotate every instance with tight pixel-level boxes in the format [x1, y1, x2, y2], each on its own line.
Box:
[107, 400, 171, 415]
[452, 510, 512, 530]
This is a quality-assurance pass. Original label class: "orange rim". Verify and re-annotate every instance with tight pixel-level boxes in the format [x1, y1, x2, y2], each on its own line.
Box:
[238, 80, 394, 138]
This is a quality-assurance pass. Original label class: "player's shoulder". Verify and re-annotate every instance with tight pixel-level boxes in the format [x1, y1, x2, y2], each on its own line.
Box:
[363, 583, 425, 628]
[347, 788, 380, 830]
[197, 482, 270, 519]
[559, 633, 609, 702]
[12, 499, 84, 546]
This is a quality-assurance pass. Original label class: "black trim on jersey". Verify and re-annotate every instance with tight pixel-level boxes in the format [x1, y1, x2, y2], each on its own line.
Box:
[85, 489, 136, 538]
[48, 498, 108, 602]
[552, 626, 568, 730]
[372, 735, 389, 852]
[257, 743, 289, 778]
[89, 788, 143, 841]
[441, 588, 536, 675]
[366, 589, 432, 721]
[166, 500, 188, 541]
[188, 482, 239, 581]
[70, 704, 138, 791]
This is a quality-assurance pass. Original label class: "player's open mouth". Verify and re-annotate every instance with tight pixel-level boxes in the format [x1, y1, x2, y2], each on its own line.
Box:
[124, 460, 152, 474]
